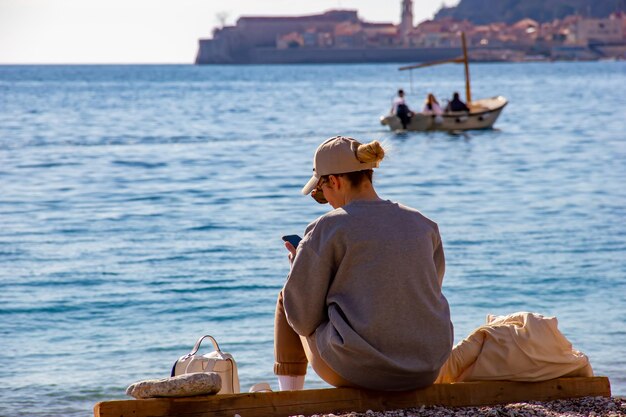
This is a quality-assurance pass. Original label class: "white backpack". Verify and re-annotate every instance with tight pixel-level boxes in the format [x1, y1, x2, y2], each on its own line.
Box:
[171, 335, 240, 394]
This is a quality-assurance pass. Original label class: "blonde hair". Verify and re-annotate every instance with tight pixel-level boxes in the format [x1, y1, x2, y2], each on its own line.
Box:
[356, 140, 385, 164]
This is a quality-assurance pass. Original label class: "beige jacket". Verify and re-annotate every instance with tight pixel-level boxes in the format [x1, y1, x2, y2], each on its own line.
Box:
[436, 312, 593, 383]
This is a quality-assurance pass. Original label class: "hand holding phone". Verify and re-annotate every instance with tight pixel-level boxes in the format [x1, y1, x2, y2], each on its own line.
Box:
[282, 235, 301, 265]
[281, 234, 302, 249]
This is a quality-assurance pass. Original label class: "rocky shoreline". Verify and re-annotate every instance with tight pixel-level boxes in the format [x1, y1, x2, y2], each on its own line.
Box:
[302, 396, 625, 417]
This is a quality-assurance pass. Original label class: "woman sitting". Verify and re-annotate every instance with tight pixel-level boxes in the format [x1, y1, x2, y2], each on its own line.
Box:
[422, 93, 443, 116]
[274, 136, 453, 391]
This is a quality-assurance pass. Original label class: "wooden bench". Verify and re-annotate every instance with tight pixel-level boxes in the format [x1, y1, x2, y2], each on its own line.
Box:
[94, 376, 611, 417]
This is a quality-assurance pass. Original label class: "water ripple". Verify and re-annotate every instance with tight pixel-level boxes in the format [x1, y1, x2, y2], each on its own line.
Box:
[0, 63, 624, 416]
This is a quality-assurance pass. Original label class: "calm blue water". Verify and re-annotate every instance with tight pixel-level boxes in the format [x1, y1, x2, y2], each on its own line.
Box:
[0, 62, 624, 416]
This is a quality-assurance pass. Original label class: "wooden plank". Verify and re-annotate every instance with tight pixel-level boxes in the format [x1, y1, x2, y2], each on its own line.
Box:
[94, 376, 611, 417]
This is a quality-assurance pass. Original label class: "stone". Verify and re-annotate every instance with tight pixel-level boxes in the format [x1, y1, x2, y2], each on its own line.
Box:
[126, 372, 222, 399]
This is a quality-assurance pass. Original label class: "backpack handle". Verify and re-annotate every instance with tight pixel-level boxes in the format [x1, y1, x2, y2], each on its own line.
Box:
[183, 335, 221, 360]
[179, 334, 222, 361]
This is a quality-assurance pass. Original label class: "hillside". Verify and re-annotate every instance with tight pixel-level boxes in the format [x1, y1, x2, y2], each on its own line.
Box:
[434, 0, 625, 24]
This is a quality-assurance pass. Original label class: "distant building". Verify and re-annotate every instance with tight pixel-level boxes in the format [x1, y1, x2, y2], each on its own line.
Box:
[276, 32, 304, 50]
[400, 0, 414, 43]
[573, 16, 624, 44]
[194, 1, 626, 64]
[198, 10, 361, 63]
[409, 18, 470, 47]
[196, 2, 461, 64]
[509, 18, 540, 46]
[235, 10, 359, 49]
[333, 21, 365, 48]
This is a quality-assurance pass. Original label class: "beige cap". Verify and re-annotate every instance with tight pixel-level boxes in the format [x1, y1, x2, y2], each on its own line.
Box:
[301, 136, 379, 195]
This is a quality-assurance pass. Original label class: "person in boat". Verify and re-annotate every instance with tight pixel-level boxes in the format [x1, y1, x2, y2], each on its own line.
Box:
[391, 89, 413, 129]
[422, 93, 443, 116]
[445, 92, 470, 112]
[274, 136, 453, 391]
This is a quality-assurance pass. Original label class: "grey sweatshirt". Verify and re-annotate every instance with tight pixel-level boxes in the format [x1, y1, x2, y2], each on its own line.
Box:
[283, 199, 453, 390]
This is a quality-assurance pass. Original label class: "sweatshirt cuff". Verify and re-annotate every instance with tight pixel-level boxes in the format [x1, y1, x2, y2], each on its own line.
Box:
[274, 361, 308, 376]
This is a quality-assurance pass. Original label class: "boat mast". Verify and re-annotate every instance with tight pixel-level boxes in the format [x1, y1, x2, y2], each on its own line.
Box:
[399, 31, 472, 103]
[462, 32, 472, 104]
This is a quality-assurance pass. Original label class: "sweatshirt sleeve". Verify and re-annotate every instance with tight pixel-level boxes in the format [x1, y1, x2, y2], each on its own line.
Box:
[282, 222, 337, 337]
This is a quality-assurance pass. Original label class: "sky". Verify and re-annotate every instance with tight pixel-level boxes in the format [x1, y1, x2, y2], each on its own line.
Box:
[0, 0, 458, 64]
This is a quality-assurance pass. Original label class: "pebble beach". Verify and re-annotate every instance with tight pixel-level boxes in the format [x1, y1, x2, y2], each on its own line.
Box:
[302, 396, 626, 417]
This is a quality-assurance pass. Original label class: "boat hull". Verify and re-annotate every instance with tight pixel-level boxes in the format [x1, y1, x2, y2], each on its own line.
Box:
[381, 96, 507, 132]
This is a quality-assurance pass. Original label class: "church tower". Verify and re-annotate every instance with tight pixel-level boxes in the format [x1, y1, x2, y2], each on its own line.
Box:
[400, 0, 414, 43]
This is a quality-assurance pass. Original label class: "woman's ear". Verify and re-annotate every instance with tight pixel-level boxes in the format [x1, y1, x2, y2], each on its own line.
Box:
[328, 174, 341, 190]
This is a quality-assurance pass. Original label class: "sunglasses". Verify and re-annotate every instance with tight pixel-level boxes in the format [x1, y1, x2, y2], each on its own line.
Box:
[311, 178, 328, 204]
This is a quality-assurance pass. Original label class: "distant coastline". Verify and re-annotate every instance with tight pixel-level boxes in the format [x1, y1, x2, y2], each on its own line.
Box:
[195, 1, 626, 64]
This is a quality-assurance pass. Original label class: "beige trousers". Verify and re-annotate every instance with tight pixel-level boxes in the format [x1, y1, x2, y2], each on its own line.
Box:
[273, 291, 356, 388]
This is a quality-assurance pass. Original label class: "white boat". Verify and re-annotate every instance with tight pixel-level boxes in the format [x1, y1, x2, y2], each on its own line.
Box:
[380, 33, 508, 132]
[380, 96, 507, 132]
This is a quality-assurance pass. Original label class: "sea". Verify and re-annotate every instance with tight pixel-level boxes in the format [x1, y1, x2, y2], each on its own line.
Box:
[0, 62, 624, 417]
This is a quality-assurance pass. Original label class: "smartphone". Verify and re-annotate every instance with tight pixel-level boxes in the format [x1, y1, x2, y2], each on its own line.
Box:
[281, 234, 302, 249]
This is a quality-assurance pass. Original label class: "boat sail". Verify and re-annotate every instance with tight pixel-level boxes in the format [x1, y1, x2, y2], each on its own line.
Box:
[380, 33, 508, 132]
